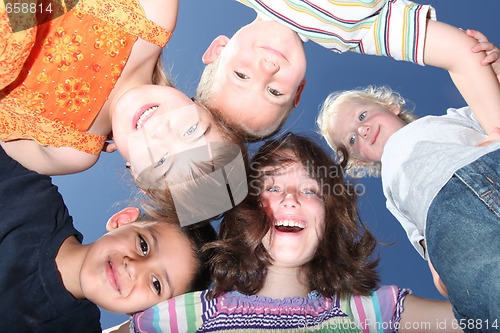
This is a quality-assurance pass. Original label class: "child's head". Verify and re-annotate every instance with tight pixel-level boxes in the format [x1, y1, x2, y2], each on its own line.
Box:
[110, 85, 224, 168]
[317, 86, 417, 177]
[196, 17, 307, 140]
[110, 84, 248, 225]
[79, 207, 216, 314]
[208, 133, 379, 298]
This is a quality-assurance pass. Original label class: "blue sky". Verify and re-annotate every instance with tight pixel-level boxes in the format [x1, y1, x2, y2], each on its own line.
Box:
[52, 0, 500, 328]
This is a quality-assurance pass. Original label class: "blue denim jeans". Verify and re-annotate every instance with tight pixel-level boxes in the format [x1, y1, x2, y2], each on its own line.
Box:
[426, 149, 500, 333]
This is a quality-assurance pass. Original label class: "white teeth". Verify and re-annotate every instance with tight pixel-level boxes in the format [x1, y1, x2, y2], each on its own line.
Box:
[274, 219, 305, 229]
[136, 106, 158, 129]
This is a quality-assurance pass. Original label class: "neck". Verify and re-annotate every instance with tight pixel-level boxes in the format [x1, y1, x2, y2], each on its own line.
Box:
[255, 266, 310, 299]
[55, 236, 90, 299]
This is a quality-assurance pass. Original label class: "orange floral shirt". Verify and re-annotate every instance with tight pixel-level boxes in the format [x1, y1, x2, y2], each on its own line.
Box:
[0, 0, 172, 154]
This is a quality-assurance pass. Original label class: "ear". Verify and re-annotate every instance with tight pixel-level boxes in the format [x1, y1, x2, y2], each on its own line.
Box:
[106, 207, 141, 232]
[293, 78, 306, 107]
[202, 35, 230, 64]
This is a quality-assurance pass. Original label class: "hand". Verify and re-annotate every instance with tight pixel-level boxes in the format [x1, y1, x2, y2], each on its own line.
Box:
[102, 141, 117, 153]
[102, 133, 117, 153]
[477, 127, 500, 147]
[467, 29, 500, 83]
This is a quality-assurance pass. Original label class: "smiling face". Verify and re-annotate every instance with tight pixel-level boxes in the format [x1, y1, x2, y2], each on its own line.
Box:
[259, 161, 325, 268]
[203, 18, 306, 136]
[110, 85, 224, 178]
[329, 99, 406, 163]
[79, 221, 196, 314]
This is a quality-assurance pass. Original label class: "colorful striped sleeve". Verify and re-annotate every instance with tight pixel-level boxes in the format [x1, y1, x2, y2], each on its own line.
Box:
[235, 0, 435, 65]
[132, 290, 210, 333]
[340, 285, 411, 333]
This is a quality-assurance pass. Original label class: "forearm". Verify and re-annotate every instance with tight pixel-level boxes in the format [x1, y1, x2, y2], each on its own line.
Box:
[424, 19, 500, 135]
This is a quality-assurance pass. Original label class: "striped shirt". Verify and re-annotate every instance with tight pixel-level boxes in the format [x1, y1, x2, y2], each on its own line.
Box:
[133, 285, 410, 333]
[237, 0, 436, 65]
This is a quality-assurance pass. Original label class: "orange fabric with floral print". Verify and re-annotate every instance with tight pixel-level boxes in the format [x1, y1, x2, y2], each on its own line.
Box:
[0, 0, 172, 155]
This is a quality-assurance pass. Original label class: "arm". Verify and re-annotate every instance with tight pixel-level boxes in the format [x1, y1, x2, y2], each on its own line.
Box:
[0, 141, 99, 175]
[423, 20, 500, 135]
[400, 295, 461, 333]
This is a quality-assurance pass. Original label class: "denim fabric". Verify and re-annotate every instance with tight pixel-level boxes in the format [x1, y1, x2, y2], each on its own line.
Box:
[426, 149, 500, 333]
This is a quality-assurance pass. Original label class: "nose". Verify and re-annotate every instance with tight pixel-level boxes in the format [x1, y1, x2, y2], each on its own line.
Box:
[357, 124, 370, 138]
[280, 190, 300, 208]
[123, 256, 140, 282]
[260, 57, 280, 75]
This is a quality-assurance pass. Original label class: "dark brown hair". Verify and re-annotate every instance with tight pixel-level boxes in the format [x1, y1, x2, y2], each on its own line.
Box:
[207, 132, 379, 298]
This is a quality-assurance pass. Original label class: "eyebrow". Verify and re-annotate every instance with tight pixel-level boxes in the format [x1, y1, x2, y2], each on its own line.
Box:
[147, 225, 174, 297]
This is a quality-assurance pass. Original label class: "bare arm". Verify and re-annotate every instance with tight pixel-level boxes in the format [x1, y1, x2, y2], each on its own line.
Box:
[400, 295, 462, 333]
[0, 140, 99, 175]
[423, 20, 500, 135]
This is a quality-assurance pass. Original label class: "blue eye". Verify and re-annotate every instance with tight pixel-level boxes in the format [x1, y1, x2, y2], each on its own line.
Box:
[184, 123, 198, 136]
[359, 111, 367, 121]
[156, 153, 168, 167]
[302, 189, 316, 195]
[349, 134, 356, 145]
[267, 186, 281, 193]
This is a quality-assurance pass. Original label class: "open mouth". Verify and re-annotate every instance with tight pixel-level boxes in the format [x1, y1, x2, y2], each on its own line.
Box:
[136, 105, 159, 129]
[274, 219, 305, 233]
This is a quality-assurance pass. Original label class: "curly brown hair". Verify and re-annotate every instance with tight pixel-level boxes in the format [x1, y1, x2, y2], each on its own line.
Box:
[207, 132, 379, 298]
